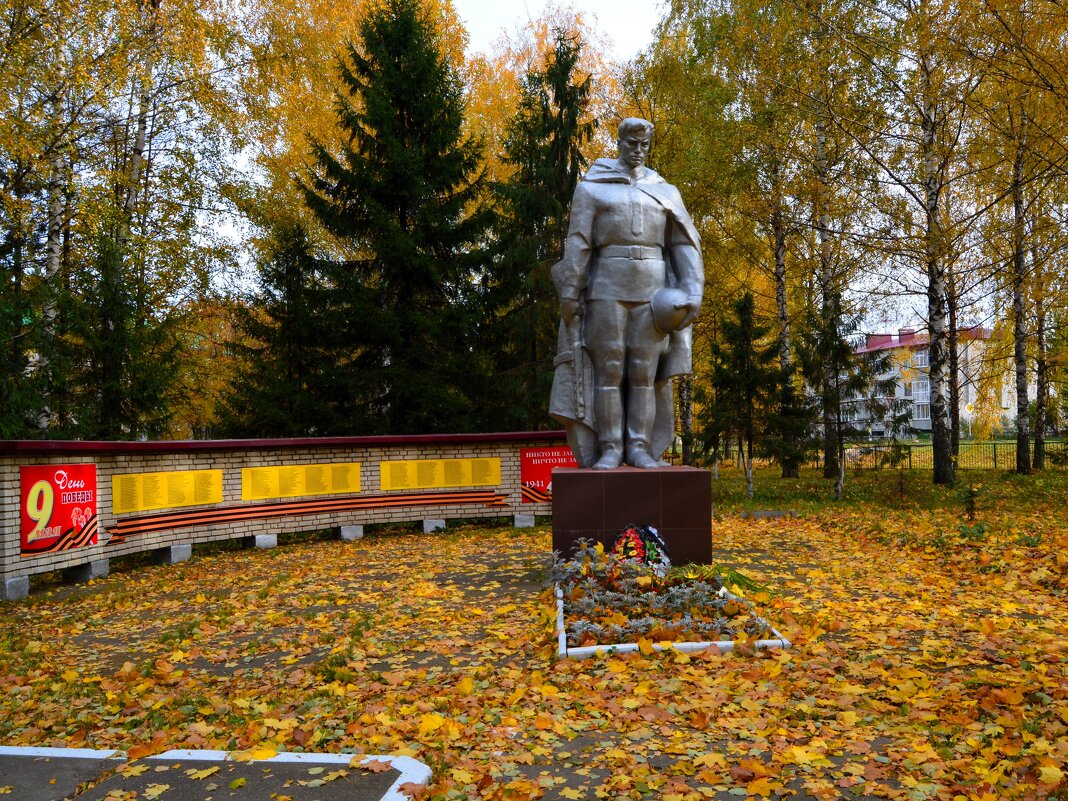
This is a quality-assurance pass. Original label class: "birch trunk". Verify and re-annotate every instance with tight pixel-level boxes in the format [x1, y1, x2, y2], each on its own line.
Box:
[1033, 243, 1047, 469]
[745, 437, 754, 500]
[679, 374, 693, 465]
[119, 79, 152, 247]
[815, 114, 838, 480]
[37, 100, 65, 430]
[771, 164, 791, 375]
[947, 272, 960, 458]
[820, 324, 838, 480]
[770, 162, 798, 478]
[834, 373, 845, 499]
[835, 444, 845, 500]
[8, 186, 27, 398]
[1011, 134, 1031, 474]
[119, 0, 159, 247]
[773, 220, 789, 372]
[921, 56, 954, 485]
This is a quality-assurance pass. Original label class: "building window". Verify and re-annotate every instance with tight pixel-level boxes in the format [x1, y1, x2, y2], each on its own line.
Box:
[913, 350, 929, 368]
[914, 403, 931, 420]
[904, 382, 912, 398]
[913, 379, 930, 403]
[842, 401, 864, 423]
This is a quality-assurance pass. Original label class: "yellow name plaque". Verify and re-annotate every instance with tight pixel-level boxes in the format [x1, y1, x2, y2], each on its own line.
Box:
[112, 469, 223, 515]
[241, 462, 361, 501]
[379, 458, 501, 491]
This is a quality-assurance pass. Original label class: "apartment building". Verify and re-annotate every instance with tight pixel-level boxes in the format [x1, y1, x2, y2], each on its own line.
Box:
[845, 326, 1010, 436]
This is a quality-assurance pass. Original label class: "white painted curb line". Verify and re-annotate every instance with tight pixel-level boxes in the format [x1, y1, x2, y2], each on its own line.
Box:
[0, 745, 124, 759]
[151, 750, 432, 801]
[0, 746, 430, 801]
[555, 583, 792, 659]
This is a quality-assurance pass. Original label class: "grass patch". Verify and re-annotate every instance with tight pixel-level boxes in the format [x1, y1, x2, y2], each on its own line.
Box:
[710, 463, 1068, 517]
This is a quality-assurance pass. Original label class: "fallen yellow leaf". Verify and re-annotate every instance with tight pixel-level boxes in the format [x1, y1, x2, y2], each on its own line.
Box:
[1039, 765, 1064, 785]
[418, 713, 445, 736]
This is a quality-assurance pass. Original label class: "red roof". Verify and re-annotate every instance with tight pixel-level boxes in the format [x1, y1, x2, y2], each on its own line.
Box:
[854, 326, 992, 355]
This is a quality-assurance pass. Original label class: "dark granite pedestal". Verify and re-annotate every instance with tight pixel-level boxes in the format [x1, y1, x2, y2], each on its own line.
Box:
[551, 466, 712, 564]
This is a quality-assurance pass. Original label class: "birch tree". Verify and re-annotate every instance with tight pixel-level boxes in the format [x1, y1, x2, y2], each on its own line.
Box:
[819, 0, 986, 484]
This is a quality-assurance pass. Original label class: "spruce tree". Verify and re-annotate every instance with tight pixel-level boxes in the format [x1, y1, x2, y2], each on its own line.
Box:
[51, 235, 178, 439]
[763, 367, 816, 478]
[693, 332, 729, 477]
[218, 225, 344, 437]
[704, 292, 780, 498]
[799, 286, 852, 488]
[798, 299, 911, 498]
[303, 0, 493, 434]
[0, 243, 42, 437]
[480, 33, 595, 430]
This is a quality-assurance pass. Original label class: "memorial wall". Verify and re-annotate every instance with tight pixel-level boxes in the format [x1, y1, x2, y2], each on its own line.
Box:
[1, 433, 571, 599]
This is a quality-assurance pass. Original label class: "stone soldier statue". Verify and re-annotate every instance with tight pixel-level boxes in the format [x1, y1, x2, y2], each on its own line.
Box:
[549, 117, 704, 469]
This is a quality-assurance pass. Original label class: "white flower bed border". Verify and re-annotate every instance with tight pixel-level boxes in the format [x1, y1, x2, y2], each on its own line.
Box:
[0, 747, 430, 801]
[555, 584, 792, 660]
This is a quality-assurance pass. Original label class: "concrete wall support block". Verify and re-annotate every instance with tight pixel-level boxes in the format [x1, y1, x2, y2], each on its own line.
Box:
[513, 514, 536, 528]
[156, 544, 192, 565]
[253, 534, 277, 549]
[338, 525, 364, 541]
[64, 559, 110, 584]
[422, 519, 446, 534]
[1, 576, 29, 601]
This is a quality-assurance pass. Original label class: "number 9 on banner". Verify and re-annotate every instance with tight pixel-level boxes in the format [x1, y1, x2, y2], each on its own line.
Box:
[26, 480, 55, 542]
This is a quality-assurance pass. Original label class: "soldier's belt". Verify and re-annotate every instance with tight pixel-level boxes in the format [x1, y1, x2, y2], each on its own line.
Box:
[597, 245, 663, 260]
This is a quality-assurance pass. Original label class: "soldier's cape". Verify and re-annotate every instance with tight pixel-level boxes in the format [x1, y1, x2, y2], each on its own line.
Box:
[549, 160, 703, 467]
[583, 159, 701, 250]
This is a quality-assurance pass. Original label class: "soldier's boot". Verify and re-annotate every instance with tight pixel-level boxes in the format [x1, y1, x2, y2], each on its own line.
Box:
[625, 385, 661, 469]
[592, 386, 624, 470]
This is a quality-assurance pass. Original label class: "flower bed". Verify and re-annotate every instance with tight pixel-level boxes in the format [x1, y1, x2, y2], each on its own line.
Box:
[551, 542, 791, 659]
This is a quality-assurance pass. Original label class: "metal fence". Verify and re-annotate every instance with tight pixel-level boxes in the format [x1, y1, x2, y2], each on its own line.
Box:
[838, 440, 1066, 470]
[697, 440, 1067, 471]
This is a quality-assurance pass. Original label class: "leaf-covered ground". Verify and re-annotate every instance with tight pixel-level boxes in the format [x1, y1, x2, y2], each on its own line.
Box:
[2, 475, 1067, 801]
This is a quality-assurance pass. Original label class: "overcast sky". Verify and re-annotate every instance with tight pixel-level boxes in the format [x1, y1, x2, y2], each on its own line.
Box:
[451, 0, 664, 60]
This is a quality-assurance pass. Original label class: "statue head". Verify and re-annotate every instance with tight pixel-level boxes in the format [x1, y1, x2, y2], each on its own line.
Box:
[616, 118, 654, 170]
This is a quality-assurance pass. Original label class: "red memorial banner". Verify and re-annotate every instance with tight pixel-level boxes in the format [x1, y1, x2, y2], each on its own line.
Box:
[520, 447, 577, 503]
[20, 464, 99, 556]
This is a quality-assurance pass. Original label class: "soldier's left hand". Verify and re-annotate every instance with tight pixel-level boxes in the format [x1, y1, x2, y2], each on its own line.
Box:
[680, 296, 701, 328]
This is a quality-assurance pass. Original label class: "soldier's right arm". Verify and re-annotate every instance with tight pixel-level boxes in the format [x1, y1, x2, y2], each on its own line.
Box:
[551, 182, 597, 305]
